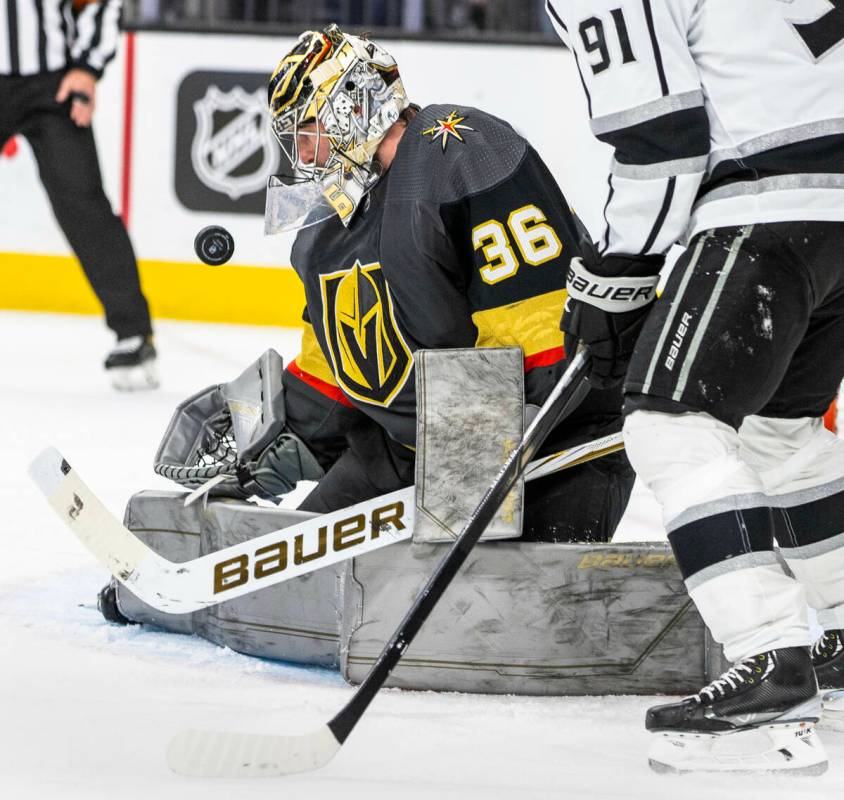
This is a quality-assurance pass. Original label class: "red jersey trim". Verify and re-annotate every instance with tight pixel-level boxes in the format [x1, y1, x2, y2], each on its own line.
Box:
[288, 360, 354, 408]
[524, 346, 564, 372]
[291, 348, 563, 405]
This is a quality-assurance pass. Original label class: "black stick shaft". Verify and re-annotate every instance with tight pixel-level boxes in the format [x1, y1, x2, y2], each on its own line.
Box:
[328, 350, 591, 743]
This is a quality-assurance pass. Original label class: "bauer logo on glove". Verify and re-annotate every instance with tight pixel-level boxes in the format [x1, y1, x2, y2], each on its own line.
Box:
[566, 257, 658, 313]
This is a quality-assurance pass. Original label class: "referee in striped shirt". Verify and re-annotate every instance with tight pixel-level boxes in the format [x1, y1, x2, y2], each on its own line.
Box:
[1, 0, 157, 390]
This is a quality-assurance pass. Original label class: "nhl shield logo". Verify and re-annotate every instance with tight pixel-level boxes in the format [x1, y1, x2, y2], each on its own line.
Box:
[321, 261, 413, 407]
[191, 85, 280, 201]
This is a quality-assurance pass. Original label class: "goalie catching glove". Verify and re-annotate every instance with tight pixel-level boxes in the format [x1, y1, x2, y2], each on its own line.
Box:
[562, 250, 662, 388]
[153, 349, 324, 503]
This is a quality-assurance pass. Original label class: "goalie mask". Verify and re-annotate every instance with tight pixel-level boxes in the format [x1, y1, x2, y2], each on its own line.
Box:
[264, 24, 409, 234]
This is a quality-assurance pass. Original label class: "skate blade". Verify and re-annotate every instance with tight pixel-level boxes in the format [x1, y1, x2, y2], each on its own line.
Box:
[648, 719, 828, 775]
[819, 690, 844, 732]
[648, 757, 828, 776]
[108, 362, 159, 391]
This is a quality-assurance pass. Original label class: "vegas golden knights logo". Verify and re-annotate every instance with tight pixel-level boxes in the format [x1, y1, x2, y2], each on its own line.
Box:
[320, 261, 413, 406]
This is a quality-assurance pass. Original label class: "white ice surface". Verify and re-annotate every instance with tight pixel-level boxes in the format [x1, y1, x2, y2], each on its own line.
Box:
[1, 310, 842, 799]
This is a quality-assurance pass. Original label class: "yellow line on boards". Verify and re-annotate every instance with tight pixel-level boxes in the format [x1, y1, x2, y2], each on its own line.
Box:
[0, 252, 306, 327]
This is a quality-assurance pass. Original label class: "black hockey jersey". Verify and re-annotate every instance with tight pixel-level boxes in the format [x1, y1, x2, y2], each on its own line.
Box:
[282, 104, 617, 463]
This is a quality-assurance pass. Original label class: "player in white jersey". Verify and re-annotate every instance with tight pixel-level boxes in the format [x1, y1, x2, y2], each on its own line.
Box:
[547, 0, 844, 774]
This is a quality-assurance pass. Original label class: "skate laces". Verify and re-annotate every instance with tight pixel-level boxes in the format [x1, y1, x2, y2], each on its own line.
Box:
[812, 631, 842, 660]
[694, 654, 771, 702]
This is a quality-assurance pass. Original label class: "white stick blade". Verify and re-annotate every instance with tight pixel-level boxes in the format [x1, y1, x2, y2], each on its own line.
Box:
[29, 446, 151, 577]
[29, 446, 66, 497]
[166, 726, 341, 778]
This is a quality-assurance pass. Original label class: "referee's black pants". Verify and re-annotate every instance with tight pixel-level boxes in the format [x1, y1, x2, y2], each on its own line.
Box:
[0, 70, 151, 340]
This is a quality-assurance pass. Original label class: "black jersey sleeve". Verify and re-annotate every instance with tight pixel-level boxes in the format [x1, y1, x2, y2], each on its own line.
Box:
[385, 106, 581, 382]
[442, 144, 581, 375]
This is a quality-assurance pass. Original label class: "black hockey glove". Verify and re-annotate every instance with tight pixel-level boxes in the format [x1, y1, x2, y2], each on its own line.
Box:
[562, 253, 662, 389]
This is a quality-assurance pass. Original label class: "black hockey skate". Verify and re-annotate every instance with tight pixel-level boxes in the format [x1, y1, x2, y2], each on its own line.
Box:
[104, 335, 159, 391]
[646, 647, 826, 774]
[812, 629, 844, 689]
[812, 630, 844, 732]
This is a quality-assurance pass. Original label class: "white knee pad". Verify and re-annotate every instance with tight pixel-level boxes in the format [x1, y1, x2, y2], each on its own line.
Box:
[739, 415, 844, 498]
[623, 410, 766, 529]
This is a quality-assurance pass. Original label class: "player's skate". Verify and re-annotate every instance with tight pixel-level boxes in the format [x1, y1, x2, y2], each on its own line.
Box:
[646, 647, 826, 775]
[104, 335, 159, 391]
[812, 629, 844, 731]
[813, 629, 844, 688]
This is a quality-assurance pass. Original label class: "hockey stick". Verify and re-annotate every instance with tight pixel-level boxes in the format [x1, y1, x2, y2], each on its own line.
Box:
[522, 429, 623, 482]
[29, 412, 621, 616]
[165, 349, 591, 777]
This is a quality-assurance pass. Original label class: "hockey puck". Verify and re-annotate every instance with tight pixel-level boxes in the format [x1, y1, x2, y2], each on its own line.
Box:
[194, 225, 235, 266]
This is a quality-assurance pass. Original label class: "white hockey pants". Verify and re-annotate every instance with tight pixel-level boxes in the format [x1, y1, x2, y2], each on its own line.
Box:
[624, 409, 844, 663]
